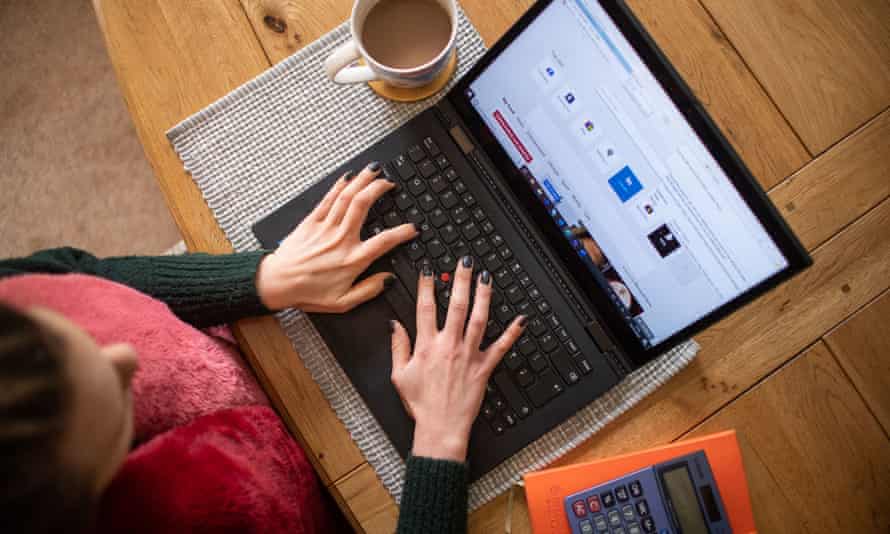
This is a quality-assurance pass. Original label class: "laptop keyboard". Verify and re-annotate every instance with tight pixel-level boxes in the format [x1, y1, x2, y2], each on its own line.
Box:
[362, 137, 596, 436]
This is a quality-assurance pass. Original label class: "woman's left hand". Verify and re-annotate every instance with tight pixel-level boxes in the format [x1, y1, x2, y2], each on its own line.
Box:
[255, 162, 418, 313]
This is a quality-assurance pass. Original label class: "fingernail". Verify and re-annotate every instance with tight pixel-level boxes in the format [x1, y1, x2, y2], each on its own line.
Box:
[480, 270, 491, 285]
[462, 255, 473, 268]
[384, 275, 396, 290]
[413, 222, 422, 233]
[422, 262, 433, 277]
[344, 170, 356, 182]
[368, 161, 381, 172]
[518, 315, 528, 327]
[389, 319, 397, 333]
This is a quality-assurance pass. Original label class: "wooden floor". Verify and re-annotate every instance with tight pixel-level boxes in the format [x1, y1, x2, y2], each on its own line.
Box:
[95, 0, 890, 531]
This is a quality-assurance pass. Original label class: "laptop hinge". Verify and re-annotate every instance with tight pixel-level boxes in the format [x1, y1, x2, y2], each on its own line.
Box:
[448, 125, 475, 155]
[585, 320, 617, 354]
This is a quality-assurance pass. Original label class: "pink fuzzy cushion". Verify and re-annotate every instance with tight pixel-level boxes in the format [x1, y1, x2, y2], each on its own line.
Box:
[0, 273, 269, 442]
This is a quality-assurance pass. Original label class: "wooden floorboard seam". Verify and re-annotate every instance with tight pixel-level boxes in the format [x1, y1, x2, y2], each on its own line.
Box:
[235, 0, 275, 68]
[693, 0, 814, 161]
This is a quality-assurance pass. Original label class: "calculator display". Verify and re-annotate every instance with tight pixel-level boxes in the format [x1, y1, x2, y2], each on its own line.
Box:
[662, 466, 709, 534]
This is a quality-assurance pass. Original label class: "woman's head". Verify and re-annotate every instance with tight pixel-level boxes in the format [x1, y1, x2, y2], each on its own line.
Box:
[0, 303, 138, 533]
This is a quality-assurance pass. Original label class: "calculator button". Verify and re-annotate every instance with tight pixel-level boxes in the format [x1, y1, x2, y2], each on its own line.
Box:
[572, 500, 588, 518]
[621, 504, 635, 522]
[629, 480, 643, 498]
[635, 499, 650, 517]
[614, 485, 629, 502]
[593, 514, 609, 532]
[579, 520, 594, 534]
[626, 523, 642, 534]
[641, 516, 656, 533]
[600, 491, 615, 508]
[587, 495, 601, 513]
[612, 528, 626, 534]
[608, 510, 621, 528]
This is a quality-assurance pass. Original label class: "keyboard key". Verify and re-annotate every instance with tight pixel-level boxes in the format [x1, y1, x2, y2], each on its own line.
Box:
[572, 500, 588, 518]
[517, 336, 536, 356]
[490, 233, 505, 247]
[492, 396, 506, 411]
[515, 300, 534, 318]
[427, 239, 446, 258]
[622, 504, 635, 522]
[641, 517, 656, 533]
[406, 207, 424, 224]
[528, 353, 549, 372]
[517, 273, 532, 288]
[452, 240, 470, 259]
[579, 519, 594, 534]
[408, 145, 425, 162]
[440, 191, 459, 209]
[503, 411, 517, 427]
[490, 419, 505, 435]
[483, 252, 502, 271]
[509, 261, 523, 274]
[407, 177, 426, 196]
[593, 514, 608, 533]
[481, 402, 496, 420]
[429, 174, 447, 193]
[505, 285, 524, 304]
[418, 160, 437, 178]
[406, 241, 425, 261]
[528, 285, 542, 301]
[494, 268, 512, 288]
[495, 304, 514, 325]
[539, 333, 558, 353]
[549, 315, 562, 329]
[635, 499, 649, 517]
[528, 317, 547, 336]
[437, 254, 456, 272]
[461, 221, 480, 240]
[627, 523, 641, 534]
[394, 155, 415, 179]
[434, 153, 449, 168]
[375, 194, 394, 213]
[444, 168, 459, 182]
[615, 485, 629, 502]
[515, 366, 534, 387]
[600, 491, 615, 508]
[574, 355, 593, 375]
[462, 194, 477, 206]
[493, 370, 532, 420]
[526, 369, 563, 407]
[452, 206, 469, 225]
[587, 495, 601, 513]
[608, 510, 621, 528]
[498, 245, 513, 260]
[430, 208, 448, 227]
[395, 191, 414, 210]
[454, 180, 467, 195]
[472, 207, 486, 221]
[485, 320, 502, 339]
[469, 238, 490, 256]
[383, 211, 402, 228]
[629, 481, 643, 498]
[423, 136, 440, 156]
[536, 299, 551, 315]
[481, 220, 495, 234]
[417, 193, 437, 212]
[503, 349, 524, 370]
[440, 224, 459, 244]
[566, 339, 580, 354]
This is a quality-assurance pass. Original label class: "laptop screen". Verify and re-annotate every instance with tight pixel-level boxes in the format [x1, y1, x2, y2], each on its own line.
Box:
[465, 0, 789, 347]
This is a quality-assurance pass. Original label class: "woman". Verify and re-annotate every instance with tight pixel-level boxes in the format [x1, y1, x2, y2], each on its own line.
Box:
[0, 163, 525, 533]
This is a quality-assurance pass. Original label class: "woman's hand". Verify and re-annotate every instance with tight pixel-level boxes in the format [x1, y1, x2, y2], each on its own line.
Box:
[390, 256, 527, 462]
[256, 163, 418, 313]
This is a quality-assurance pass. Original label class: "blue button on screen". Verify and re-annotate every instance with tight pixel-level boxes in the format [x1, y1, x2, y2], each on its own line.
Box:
[608, 166, 643, 202]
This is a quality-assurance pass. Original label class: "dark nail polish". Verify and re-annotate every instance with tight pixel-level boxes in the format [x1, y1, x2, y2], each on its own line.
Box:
[389, 319, 397, 333]
[368, 161, 381, 172]
[422, 262, 433, 277]
[384, 275, 396, 290]
[344, 170, 356, 182]
[480, 270, 491, 285]
[518, 315, 528, 327]
[413, 222, 422, 233]
[462, 255, 473, 268]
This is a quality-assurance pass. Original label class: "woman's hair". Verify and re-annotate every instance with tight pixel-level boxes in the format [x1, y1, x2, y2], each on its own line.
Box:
[0, 303, 94, 533]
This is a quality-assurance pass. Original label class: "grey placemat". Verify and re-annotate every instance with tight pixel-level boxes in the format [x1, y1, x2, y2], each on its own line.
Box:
[167, 9, 698, 511]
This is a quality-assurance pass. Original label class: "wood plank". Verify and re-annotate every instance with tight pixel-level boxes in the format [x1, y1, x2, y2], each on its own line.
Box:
[700, 0, 890, 154]
[825, 290, 890, 436]
[93, 0, 367, 484]
[686, 342, 890, 532]
[333, 463, 400, 534]
[770, 109, 890, 249]
[468, 196, 890, 532]
[625, 0, 811, 189]
[239, 0, 352, 62]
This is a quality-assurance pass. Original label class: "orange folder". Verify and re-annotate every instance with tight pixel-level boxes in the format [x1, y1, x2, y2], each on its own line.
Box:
[523, 430, 756, 533]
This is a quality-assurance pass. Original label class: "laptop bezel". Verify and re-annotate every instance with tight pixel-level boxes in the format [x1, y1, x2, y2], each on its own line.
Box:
[445, 0, 811, 366]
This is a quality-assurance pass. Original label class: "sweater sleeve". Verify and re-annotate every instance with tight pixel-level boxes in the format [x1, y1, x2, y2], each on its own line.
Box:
[396, 456, 468, 534]
[0, 247, 272, 328]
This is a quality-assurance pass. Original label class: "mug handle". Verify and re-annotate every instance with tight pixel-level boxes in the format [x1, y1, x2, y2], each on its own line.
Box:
[324, 40, 379, 84]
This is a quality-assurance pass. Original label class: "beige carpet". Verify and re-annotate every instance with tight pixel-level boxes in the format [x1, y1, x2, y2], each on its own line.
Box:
[0, 0, 181, 259]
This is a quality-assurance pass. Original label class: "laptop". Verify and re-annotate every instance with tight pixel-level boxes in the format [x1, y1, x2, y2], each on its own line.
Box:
[253, 0, 811, 481]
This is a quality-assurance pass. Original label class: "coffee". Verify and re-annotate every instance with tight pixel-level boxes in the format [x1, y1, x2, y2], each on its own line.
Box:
[361, 0, 452, 69]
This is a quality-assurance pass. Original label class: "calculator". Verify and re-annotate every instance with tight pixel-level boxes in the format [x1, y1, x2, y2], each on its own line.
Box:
[563, 450, 731, 534]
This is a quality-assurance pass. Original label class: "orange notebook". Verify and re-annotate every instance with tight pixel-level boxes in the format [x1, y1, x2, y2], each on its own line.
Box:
[523, 430, 756, 533]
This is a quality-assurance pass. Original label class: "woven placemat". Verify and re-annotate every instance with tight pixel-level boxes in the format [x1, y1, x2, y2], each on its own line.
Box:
[167, 9, 698, 511]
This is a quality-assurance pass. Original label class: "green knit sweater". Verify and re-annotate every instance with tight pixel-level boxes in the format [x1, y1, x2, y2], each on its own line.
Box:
[0, 247, 468, 534]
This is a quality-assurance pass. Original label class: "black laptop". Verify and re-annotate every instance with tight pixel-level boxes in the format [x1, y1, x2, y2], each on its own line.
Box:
[253, 0, 811, 481]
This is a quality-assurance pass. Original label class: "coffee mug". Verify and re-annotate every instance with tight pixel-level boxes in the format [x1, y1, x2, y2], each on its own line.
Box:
[324, 0, 458, 88]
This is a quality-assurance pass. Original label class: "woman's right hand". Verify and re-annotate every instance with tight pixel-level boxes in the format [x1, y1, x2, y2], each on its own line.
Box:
[389, 256, 527, 462]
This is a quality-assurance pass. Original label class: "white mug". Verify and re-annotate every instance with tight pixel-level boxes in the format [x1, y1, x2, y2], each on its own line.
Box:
[324, 0, 458, 88]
